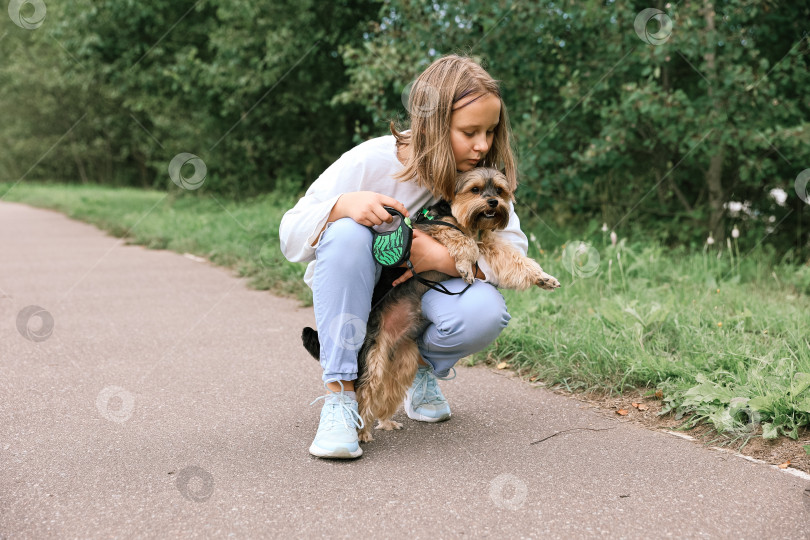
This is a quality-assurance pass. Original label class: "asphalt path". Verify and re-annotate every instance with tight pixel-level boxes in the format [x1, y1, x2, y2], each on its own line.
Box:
[1, 201, 809, 539]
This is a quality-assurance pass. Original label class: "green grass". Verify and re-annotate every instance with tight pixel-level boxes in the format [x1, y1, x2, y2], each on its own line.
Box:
[3, 181, 809, 446]
[487, 238, 810, 445]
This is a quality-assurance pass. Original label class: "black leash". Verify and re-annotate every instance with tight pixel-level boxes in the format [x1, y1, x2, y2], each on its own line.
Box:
[405, 259, 478, 296]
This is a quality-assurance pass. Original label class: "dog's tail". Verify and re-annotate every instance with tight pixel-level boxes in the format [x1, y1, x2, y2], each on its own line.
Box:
[301, 327, 320, 360]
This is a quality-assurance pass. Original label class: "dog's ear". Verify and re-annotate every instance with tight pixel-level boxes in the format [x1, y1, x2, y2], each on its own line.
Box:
[498, 167, 517, 201]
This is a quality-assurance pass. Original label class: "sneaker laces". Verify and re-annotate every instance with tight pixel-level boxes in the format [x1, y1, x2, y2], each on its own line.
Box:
[411, 367, 448, 406]
[309, 381, 365, 431]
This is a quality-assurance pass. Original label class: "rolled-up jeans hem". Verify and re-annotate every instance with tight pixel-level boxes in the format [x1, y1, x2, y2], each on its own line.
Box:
[419, 356, 451, 378]
[322, 372, 358, 383]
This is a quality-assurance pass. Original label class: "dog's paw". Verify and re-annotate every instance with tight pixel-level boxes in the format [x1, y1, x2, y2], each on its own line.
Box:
[358, 429, 374, 443]
[456, 260, 476, 284]
[375, 419, 404, 431]
[536, 270, 560, 290]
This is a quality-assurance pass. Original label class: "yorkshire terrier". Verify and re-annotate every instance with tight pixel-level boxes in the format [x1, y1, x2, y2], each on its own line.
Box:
[303, 167, 559, 442]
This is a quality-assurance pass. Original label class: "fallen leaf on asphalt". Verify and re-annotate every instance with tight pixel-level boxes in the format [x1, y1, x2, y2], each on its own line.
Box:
[616, 409, 629, 416]
[778, 461, 790, 469]
[655, 389, 663, 399]
[496, 362, 508, 370]
[529, 376, 537, 381]
[637, 403, 649, 410]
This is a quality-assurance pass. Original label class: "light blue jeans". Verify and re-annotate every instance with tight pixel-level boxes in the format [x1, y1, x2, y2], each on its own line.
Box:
[313, 218, 511, 381]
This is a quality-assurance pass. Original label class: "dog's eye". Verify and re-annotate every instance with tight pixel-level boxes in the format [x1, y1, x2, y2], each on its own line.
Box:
[471, 187, 480, 194]
[496, 187, 503, 195]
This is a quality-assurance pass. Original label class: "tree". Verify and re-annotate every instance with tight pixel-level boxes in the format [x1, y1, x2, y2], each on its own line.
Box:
[337, 0, 810, 253]
[2, 0, 383, 194]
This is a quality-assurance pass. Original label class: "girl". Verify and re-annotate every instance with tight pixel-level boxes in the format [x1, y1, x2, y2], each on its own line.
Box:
[279, 54, 529, 459]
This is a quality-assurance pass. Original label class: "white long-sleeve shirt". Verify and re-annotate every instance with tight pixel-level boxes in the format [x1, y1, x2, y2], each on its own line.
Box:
[278, 135, 529, 289]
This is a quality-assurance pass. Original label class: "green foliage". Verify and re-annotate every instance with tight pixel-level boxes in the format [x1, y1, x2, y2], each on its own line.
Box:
[1, 0, 808, 253]
[484, 220, 810, 442]
[784, 262, 810, 294]
[659, 368, 810, 441]
[338, 0, 810, 253]
[1, 0, 381, 194]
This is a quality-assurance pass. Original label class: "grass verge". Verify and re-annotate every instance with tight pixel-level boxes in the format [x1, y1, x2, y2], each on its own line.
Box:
[3, 181, 809, 466]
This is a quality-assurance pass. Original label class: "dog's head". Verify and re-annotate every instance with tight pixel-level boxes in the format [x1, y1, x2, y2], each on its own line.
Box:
[450, 167, 513, 232]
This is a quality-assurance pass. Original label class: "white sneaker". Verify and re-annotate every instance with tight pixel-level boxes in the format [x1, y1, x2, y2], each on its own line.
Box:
[309, 381, 364, 459]
[404, 366, 453, 422]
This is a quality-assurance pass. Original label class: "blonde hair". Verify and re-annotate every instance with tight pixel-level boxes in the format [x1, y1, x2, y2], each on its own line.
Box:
[391, 54, 517, 201]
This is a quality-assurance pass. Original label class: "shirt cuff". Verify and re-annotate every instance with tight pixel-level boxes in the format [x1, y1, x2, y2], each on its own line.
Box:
[305, 195, 343, 250]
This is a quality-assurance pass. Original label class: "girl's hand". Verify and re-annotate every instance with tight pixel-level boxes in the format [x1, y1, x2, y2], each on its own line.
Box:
[391, 230, 456, 286]
[333, 191, 409, 227]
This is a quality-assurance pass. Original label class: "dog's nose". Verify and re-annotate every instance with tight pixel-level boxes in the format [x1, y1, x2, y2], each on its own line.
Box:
[487, 199, 498, 208]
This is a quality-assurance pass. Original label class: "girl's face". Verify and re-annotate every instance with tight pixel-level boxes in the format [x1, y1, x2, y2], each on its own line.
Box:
[450, 93, 501, 172]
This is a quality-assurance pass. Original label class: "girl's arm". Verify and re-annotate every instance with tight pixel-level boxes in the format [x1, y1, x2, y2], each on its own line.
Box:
[391, 230, 485, 286]
[391, 202, 527, 287]
[279, 138, 411, 263]
[279, 153, 373, 262]
[280, 192, 344, 263]
[309, 192, 410, 247]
